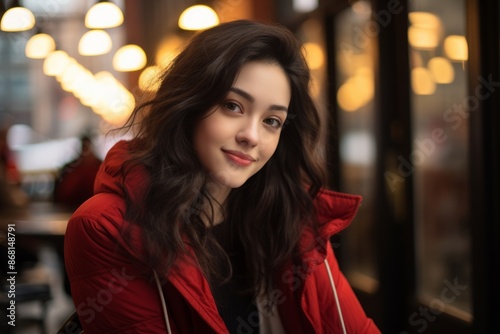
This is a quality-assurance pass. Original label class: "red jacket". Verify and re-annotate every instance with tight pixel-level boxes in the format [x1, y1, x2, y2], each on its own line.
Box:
[64, 141, 380, 333]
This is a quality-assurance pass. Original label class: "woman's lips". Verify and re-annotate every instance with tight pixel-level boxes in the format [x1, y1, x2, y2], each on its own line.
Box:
[222, 149, 255, 167]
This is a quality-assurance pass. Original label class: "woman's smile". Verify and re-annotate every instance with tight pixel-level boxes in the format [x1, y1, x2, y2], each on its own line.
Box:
[222, 149, 256, 167]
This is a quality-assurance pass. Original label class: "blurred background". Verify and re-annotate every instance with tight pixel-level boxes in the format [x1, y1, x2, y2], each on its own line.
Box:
[0, 0, 498, 333]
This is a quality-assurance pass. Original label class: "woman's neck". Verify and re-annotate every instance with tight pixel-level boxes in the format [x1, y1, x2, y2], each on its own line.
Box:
[203, 181, 231, 226]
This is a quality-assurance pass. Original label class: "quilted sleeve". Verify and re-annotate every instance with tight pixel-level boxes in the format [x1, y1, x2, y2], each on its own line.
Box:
[63, 195, 167, 334]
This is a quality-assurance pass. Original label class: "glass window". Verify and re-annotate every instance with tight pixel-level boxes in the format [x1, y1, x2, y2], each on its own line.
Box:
[295, 18, 328, 157]
[334, 1, 378, 291]
[408, 0, 471, 317]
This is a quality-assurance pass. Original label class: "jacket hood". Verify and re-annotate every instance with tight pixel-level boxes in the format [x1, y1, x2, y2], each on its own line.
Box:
[94, 139, 362, 242]
[93, 140, 147, 205]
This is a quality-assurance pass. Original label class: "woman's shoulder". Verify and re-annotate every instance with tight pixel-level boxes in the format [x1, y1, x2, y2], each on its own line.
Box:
[68, 192, 128, 234]
[64, 193, 142, 258]
[64, 193, 145, 278]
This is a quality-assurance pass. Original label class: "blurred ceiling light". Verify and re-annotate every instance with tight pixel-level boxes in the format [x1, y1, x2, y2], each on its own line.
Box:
[139, 66, 162, 92]
[337, 81, 360, 112]
[411, 67, 436, 95]
[78, 29, 112, 56]
[78, 76, 101, 108]
[25, 32, 56, 59]
[178, 5, 219, 31]
[293, 0, 318, 13]
[43, 50, 71, 76]
[409, 11, 441, 29]
[55, 58, 78, 82]
[408, 26, 439, 49]
[91, 72, 119, 115]
[113, 44, 147, 71]
[72, 71, 97, 101]
[351, 1, 371, 16]
[408, 12, 441, 50]
[60, 64, 90, 93]
[94, 70, 117, 84]
[155, 34, 184, 69]
[85, 1, 123, 29]
[337, 71, 374, 112]
[100, 86, 135, 125]
[91, 73, 135, 125]
[444, 35, 468, 61]
[303, 42, 324, 70]
[336, 52, 372, 77]
[1, 1, 36, 32]
[351, 72, 374, 104]
[428, 57, 454, 84]
[155, 48, 177, 69]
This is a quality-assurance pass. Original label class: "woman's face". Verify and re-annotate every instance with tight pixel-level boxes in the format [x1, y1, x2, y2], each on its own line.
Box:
[194, 61, 291, 194]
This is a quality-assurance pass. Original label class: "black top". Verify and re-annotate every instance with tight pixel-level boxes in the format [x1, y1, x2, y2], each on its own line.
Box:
[210, 221, 259, 334]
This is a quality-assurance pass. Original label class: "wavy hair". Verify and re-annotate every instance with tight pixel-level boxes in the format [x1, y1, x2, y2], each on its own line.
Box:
[122, 20, 327, 296]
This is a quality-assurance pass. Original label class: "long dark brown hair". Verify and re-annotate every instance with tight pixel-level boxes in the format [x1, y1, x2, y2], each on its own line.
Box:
[122, 20, 327, 296]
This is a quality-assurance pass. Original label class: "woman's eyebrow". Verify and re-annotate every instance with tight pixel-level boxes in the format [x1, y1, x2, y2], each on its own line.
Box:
[230, 87, 288, 112]
[230, 87, 254, 102]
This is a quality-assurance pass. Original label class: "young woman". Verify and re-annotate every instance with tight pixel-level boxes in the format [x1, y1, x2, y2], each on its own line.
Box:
[64, 20, 380, 333]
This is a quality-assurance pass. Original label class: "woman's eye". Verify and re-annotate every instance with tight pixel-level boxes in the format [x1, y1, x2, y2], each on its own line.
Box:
[224, 102, 241, 113]
[264, 118, 283, 129]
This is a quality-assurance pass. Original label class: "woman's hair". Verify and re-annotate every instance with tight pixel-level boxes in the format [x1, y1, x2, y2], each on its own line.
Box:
[123, 20, 327, 296]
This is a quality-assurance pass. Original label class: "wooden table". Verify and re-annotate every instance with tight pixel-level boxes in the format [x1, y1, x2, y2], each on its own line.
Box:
[0, 201, 74, 237]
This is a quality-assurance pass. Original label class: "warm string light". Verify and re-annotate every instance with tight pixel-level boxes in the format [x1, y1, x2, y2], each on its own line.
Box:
[42, 1, 129, 124]
[178, 5, 219, 31]
[411, 67, 436, 95]
[113, 45, 147, 72]
[408, 11, 468, 95]
[1, 1, 36, 32]
[25, 2, 222, 124]
[155, 34, 184, 69]
[43, 50, 72, 76]
[138, 66, 162, 92]
[408, 12, 442, 50]
[303, 42, 324, 70]
[25, 32, 56, 59]
[428, 57, 454, 84]
[25, 33, 56, 59]
[42, 49, 135, 125]
[444, 35, 468, 61]
[85, 1, 123, 29]
[78, 30, 113, 56]
[337, 67, 374, 112]
[78, 2, 125, 56]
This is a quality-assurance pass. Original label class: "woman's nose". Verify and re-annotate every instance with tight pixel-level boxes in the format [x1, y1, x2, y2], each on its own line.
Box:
[236, 119, 259, 146]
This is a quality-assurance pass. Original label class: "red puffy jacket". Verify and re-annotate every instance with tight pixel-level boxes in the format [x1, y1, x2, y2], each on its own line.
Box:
[64, 140, 381, 333]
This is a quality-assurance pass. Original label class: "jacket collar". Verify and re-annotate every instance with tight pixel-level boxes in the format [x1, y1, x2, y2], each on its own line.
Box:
[298, 189, 362, 262]
[313, 188, 362, 238]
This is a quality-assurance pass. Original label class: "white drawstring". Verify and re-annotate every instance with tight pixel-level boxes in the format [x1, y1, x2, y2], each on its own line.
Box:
[154, 271, 173, 334]
[324, 259, 347, 334]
